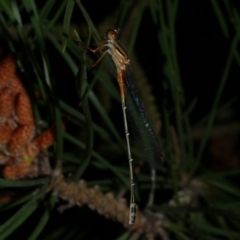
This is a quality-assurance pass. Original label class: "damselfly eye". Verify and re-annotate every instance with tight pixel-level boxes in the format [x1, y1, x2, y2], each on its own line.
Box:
[107, 29, 119, 40]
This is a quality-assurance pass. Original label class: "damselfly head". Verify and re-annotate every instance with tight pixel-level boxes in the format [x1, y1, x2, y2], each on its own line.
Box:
[106, 29, 119, 40]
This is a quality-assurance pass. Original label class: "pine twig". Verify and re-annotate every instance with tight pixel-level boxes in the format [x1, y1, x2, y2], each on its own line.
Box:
[50, 171, 168, 240]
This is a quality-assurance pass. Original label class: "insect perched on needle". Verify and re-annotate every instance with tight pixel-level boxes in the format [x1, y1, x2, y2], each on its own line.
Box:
[83, 28, 164, 224]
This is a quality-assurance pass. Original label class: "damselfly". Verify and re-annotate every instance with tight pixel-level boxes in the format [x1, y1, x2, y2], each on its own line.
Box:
[83, 29, 164, 224]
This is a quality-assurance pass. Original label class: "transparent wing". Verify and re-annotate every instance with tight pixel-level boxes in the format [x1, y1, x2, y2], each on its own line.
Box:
[124, 66, 164, 169]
